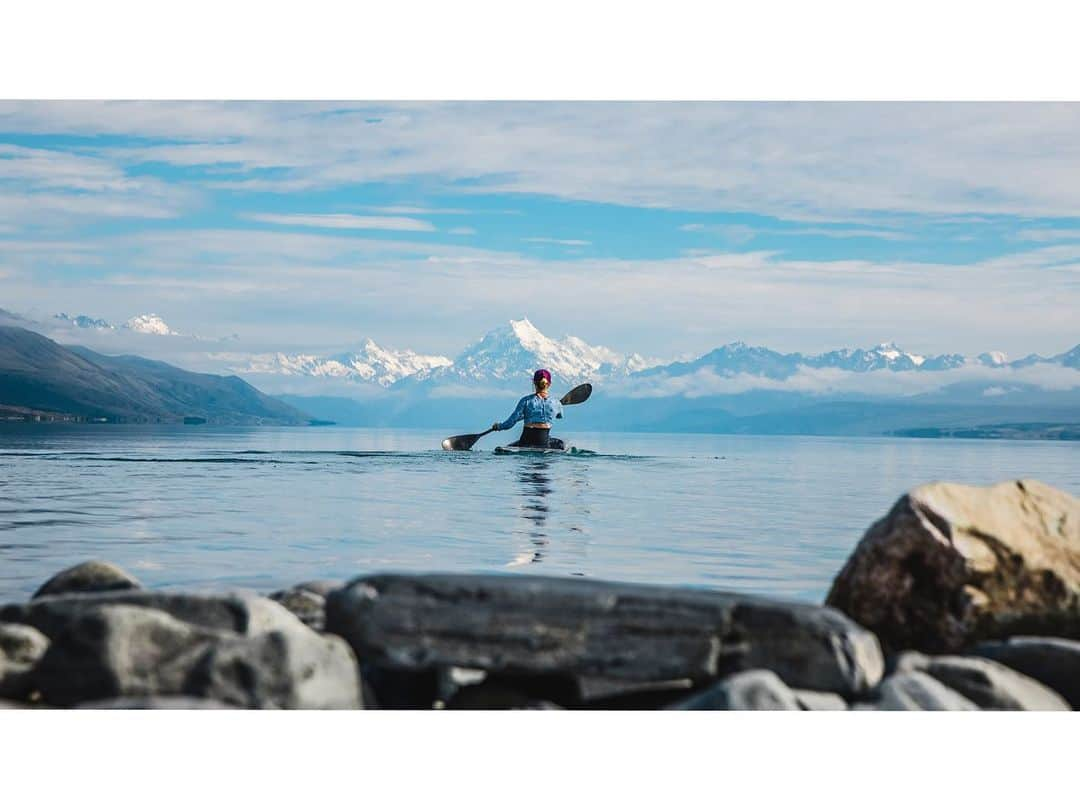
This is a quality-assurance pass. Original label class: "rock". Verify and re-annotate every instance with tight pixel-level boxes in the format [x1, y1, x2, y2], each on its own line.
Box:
[35, 604, 362, 709]
[826, 480, 1080, 653]
[889, 650, 932, 674]
[33, 561, 142, 599]
[269, 587, 327, 632]
[190, 630, 362, 709]
[671, 670, 800, 710]
[0, 622, 50, 700]
[971, 636, 1080, 708]
[874, 672, 979, 710]
[902, 654, 1068, 710]
[76, 696, 233, 709]
[793, 690, 847, 710]
[2, 590, 307, 640]
[325, 574, 884, 706]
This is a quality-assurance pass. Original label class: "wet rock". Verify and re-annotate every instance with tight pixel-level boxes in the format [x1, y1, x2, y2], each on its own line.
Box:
[0, 622, 49, 700]
[901, 654, 1068, 710]
[35, 604, 362, 709]
[2, 590, 307, 640]
[874, 672, 979, 710]
[826, 480, 1080, 653]
[793, 690, 847, 710]
[971, 636, 1080, 708]
[33, 561, 142, 599]
[269, 587, 327, 632]
[670, 670, 800, 710]
[326, 574, 883, 706]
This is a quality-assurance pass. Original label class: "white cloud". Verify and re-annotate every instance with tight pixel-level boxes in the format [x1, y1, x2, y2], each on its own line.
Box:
[243, 213, 436, 232]
[6, 102, 1080, 218]
[449, 227, 476, 235]
[4, 229, 1077, 359]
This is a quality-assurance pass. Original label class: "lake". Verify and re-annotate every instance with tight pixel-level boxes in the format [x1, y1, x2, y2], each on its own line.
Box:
[1, 425, 1077, 603]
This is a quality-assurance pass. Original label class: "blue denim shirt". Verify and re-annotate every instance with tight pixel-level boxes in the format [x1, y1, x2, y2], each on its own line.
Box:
[497, 393, 563, 431]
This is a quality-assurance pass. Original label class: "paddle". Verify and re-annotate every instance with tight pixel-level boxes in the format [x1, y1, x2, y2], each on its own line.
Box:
[441, 383, 593, 450]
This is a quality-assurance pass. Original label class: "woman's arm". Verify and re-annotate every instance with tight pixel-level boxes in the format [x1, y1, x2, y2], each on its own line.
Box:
[493, 397, 527, 431]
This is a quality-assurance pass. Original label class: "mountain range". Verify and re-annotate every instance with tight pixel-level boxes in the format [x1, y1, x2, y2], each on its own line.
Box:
[0, 324, 308, 424]
[3, 307, 1078, 437]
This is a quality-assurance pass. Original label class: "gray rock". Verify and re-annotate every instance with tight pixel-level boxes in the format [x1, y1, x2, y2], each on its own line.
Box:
[971, 636, 1080, 708]
[874, 671, 979, 710]
[35, 604, 362, 709]
[269, 587, 327, 632]
[76, 696, 234, 709]
[190, 629, 362, 709]
[793, 690, 847, 710]
[0, 622, 50, 700]
[671, 670, 800, 710]
[33, 561, 142, 599]
[826, 480, 1080, 653]
[325, 574, 883, 705]
[905, 654, 1068, 710]
[2, 589, 307, 640]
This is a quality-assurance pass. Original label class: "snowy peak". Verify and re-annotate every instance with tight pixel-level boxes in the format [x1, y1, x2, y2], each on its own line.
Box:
[125, 314, 178, 336]
[55, 312, 114, 330]
[54, 312, 180, 336]
[444, 318, 656, 385]
[238, 338, 451, 388]
[977, 351, 1009, 367]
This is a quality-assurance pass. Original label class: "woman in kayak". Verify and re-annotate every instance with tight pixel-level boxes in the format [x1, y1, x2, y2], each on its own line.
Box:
[492, 369, 565, 449]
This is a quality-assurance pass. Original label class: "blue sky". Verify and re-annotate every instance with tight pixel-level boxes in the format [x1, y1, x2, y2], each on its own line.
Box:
[2, 101, 1079, 360]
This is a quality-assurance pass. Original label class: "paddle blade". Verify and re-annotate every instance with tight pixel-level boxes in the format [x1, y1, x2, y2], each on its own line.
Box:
[561, 383, 593, 406]
[442, 432, 485, 451]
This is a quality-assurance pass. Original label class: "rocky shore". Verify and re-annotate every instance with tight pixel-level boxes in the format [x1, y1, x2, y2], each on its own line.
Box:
[1, 478, 1076, 710]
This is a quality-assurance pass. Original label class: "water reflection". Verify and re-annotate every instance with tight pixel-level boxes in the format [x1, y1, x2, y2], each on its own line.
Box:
[509, 459, 552, 566]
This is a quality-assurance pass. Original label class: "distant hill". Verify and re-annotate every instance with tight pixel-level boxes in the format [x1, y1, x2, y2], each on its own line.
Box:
[0, 325, 309, 425]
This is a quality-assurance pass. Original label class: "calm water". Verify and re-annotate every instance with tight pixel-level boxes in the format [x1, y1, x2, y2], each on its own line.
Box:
[1, 425, 1077, 603]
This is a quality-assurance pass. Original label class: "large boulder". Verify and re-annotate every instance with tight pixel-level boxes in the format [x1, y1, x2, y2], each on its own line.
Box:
[873, 671, 979, 710]
[971, 636, 1080, 708]
[0, 622, 50, 700]
[326, 573, 883, 707]
[671, 670, 800, 710]
[826, 480, 1080, 653]
[1, 590, 307, 640]
[35, 604, 362, 709]
[903, 654, 1068, 710]
[33, 561, 142, 599]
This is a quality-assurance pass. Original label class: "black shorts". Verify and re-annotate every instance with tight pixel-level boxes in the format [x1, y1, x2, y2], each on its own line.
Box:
[510, 426, 565, 449]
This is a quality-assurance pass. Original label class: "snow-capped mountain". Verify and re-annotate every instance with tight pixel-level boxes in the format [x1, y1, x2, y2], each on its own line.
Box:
[424, 318, 656, 386]
[239, 339, 452, 388]
[636, 340, 974, 381]
[124, 314, 178, 336]
[54, 313, 114, 330]
[54, 312, 180, 336]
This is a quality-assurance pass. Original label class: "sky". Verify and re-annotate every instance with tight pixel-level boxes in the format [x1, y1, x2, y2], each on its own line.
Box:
[2, 101, 1079, 361]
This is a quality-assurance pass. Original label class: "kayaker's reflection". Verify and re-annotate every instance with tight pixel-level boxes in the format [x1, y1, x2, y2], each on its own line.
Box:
[508, 460, 551, 566]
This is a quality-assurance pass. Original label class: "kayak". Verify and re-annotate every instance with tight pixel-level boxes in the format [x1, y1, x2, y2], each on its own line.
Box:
[494, 445, 591, 456]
